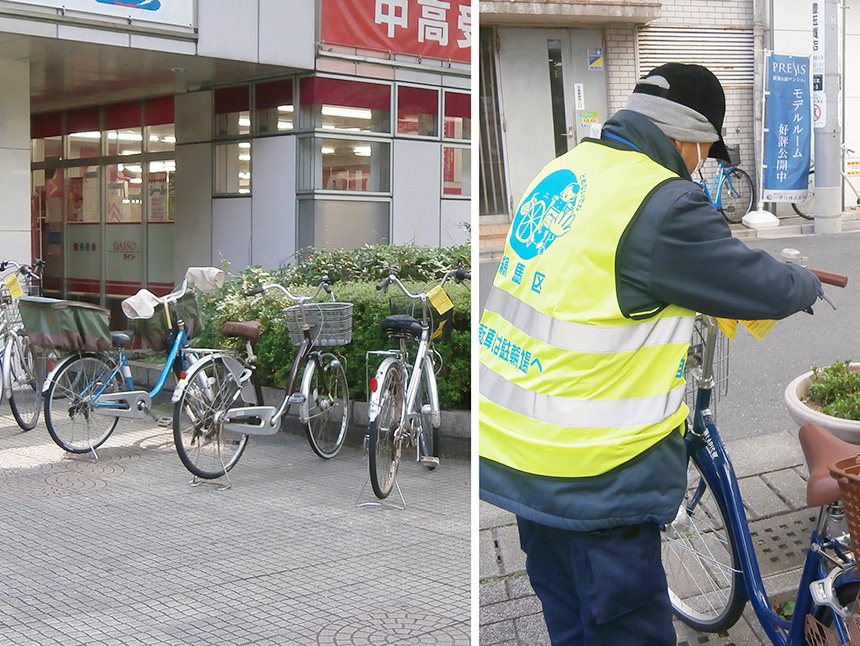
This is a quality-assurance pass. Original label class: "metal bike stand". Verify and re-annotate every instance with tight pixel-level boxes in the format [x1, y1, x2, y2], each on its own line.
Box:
[188, 474, 232, 491]
[355, 476, 406, 510]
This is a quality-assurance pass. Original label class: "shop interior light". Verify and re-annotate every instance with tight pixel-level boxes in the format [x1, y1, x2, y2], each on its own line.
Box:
[238, 188, 250, 194]
[238, 153, 251, 161]
[238, 172, 251, 179]
[69, 131, 101, 140]
[238, 117, 251, 127]
[238, 142, 251, 149]
[353, 145, 372, 157]
[321, 105, 372, 120]
[277, 105, 294, 112]
[123, 164, 143, 173]
[107, 132, 143, 141]
[321, 146, 336, 154]
[277, 121, 293, 130]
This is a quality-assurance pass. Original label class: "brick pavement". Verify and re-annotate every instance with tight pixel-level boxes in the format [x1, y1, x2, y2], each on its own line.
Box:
[0, 403, 470, 646]
[479, 431, 816, 646]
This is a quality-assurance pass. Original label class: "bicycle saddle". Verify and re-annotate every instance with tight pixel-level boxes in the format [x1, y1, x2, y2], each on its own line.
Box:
[800, 422, 860, 506]
[381, 314, 422, 339]
[110, 331, 133, 348]
[221, 320, 263, 341]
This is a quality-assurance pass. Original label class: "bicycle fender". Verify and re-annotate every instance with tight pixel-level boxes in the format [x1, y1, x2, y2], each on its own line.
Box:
[171, 354, 254, 404]
[1, 336, 13, 398]
[41, 352, 97, 395]
[367, 357, 402, 423]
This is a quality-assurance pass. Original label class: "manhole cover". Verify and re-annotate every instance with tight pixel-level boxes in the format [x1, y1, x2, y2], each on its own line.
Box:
[749, 509, 817, 577]
[317, 609, 469, 645]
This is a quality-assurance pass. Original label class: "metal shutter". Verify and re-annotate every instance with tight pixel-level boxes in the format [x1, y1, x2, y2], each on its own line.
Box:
[637, 26, 754, 88]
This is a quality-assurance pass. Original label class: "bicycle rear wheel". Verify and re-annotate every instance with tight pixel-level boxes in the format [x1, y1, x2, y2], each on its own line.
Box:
[368, 362, 405, 499]
[302, 352, 349, 459]
[173, 355, 250, 480]
[792, 168, 815, 219]
[44, 353, 122, 453]
[7, 335, 45, 431]
[661, 453, 745, 632]
[719, 168, 755, 224]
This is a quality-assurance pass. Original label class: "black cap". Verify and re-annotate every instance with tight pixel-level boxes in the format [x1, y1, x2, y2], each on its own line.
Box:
[634, 63, 729, 162]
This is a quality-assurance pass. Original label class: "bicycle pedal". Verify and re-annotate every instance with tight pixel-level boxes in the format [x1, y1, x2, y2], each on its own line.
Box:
[157, 417, 172, 428]
[420, 456, 440, 466]
[287, 393, 306, 405]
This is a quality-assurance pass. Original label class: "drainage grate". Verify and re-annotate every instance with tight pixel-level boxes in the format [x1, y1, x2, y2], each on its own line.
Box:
[748, 509, 817, 577]
[317, 609, 470, 645]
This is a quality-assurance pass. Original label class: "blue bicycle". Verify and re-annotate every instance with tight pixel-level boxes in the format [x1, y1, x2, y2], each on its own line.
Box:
[697, 157, 756, 224]
[661, 269, 860, 645]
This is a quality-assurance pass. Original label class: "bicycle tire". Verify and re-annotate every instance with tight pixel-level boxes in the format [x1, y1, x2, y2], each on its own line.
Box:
[302, 353, 349, 459]
[7, 335, 43, 431]
[417, 362, 440, 469]
[792, 168, 815, 219]
[661, 452, 745, 631]
[368, 362, 405, 499]
[44, 353, 122, 453]
[719, 168, 755, 224]
[172, 355, 250, 480]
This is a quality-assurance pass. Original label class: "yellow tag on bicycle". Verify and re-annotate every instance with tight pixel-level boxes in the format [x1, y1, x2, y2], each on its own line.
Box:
[3, 274, 22, 300]
[740, 319, 777, 340]
[427, 285, 454, 315]
[716, 318, 737, 340]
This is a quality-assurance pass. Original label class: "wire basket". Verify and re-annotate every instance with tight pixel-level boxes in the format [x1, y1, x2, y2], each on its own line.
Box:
[283, 302, 353, 347]
[683, 316, 730, 417]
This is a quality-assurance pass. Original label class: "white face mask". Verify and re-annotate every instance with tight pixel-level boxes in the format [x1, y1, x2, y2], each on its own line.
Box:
[692, 142, 705, 175]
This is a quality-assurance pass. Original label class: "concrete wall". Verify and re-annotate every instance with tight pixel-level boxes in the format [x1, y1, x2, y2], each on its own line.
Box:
[0, 59, 31, 264]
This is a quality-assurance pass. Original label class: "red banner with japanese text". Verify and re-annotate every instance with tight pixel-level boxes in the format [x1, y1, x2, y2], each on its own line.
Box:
[321, 0, 472, 64]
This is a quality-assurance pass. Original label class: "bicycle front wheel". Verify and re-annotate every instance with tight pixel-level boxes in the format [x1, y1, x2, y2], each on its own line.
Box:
[417, 361, 440, 469]
[368, 362, 405, 499]
[661, 453, 745, 632]
[173, 355, 250, 480]
[719, 168, 755, 224]
[792, 168, 815, 219]
[7, 335, 45, 431]
[44, 353, 122, 453]
[302, 353, 349, 459]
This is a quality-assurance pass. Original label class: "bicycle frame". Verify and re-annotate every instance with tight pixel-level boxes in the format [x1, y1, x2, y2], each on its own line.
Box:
[698, 162, 732, 210]
[684, 319, 855, 645]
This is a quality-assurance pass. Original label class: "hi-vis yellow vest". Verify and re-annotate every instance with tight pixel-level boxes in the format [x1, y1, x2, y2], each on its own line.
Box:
[479, 142, 696, 479]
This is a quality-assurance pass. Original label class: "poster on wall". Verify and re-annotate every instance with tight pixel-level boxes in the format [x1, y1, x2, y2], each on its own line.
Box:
[762, 52, 812, 202]
[9, 0, 194, 28]
[148, 172, 169, 222]
[321, 0, 471, 64]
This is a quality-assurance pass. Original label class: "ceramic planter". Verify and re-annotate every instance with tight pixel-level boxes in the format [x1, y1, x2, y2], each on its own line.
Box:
[784, 362, 860, 444]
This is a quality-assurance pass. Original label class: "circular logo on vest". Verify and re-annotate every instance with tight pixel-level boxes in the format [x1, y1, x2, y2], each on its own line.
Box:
[509, 170, 581, 260]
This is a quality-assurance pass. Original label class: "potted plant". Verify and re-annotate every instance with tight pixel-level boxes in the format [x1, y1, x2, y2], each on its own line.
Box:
[784, 360, 860, 442]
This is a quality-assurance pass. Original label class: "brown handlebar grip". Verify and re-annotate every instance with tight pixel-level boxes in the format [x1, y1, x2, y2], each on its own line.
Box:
[811, 268, 848, 288]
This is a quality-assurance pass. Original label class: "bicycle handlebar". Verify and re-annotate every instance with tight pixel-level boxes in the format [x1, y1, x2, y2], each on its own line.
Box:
[0, 259, 43, 279]
[811, 268, 848, 288]
[249, 278, 334, 304]
[377, 268, 471, 299]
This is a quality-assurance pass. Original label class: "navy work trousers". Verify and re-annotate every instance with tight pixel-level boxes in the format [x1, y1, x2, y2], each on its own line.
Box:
[517, 516, 676, 646]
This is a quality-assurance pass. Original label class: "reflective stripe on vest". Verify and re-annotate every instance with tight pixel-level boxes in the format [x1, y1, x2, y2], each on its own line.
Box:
[479, 141, 695, 478]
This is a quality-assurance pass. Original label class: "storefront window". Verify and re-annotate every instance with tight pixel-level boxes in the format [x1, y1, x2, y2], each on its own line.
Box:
[106, 163, 142, 223]
[444, 91, 471, 141]
[397, 86, 439, 137]
[146, 97, 176, 153]
[215, 142, 251, 195]
[297, 198, 389, 250]
[298, 137, 390, 193]
[106, 102, 142, 157]
[443, 146, 470, 197]
[256, 79, 294, 134]
[66, 165, 101, 222]
[31, 114, 63, 163]
[147, 160, 175, 289]
[68, 109, 102, 159]
[215, 86, 251, 138]
[299, 77, 391, 133]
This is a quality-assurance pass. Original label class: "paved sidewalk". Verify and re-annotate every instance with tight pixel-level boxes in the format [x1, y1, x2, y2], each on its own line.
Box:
[0, 403, 470, 646]
[479, 430, 816, 646]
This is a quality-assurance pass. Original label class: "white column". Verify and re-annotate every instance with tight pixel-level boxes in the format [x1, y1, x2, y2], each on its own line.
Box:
[0, 59, 32, 263]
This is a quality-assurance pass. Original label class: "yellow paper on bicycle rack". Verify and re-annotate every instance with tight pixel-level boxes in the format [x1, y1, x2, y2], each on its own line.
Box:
[740, 319, 777, 340]
[3, 274, 22, 300]
[715, 317, 777, 340]
[427, 285, 454, 315]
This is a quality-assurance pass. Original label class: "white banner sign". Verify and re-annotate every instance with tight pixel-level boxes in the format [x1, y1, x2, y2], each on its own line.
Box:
[10, 0, 194, 28]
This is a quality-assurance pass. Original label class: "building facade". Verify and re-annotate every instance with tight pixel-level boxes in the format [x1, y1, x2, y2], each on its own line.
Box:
[479, 0, 858, 248]
[2, 0, 471, 319]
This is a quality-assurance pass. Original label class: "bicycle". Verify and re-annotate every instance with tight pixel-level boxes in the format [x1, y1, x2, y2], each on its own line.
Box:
[29, 267, 225, 458]
[366, 268, 470, 500]
[696, 154, 756, 224]
[171, 277, 351, 482]
[0, 259, 46, 431]
[791, 144, 860, 219]
[659, 266, 860, 645]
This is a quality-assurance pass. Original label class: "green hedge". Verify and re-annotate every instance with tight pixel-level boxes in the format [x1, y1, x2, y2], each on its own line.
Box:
[194, 248, 471, 410]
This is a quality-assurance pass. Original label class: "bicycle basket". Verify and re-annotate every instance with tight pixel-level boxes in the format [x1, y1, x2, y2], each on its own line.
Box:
[830, 454, 860, 546]
[283, 302, 353, 347]
[18, 296, 111, 352]
[683, 316, 730, 417]
[724, 144, 741, 167]
[130, 292, 204, 351]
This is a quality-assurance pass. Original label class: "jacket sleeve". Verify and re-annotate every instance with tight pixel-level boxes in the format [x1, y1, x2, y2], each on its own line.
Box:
[617, 179, 821, 321]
